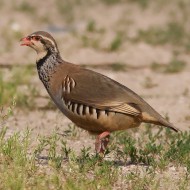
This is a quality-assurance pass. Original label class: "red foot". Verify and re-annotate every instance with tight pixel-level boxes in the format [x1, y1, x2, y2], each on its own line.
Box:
[95, 131, 110, 154]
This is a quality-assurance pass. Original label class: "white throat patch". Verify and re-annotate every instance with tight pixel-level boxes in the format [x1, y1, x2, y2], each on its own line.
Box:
[36, 51, 48, 62]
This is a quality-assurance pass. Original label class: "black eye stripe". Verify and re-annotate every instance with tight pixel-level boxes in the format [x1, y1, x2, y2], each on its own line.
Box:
[40, 39, 46, 45]
[40, 39, 52, 46]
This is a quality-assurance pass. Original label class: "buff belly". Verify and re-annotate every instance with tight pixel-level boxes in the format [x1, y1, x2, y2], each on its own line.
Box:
[51, 95, 141, 133]
[62, 105, 141, 133]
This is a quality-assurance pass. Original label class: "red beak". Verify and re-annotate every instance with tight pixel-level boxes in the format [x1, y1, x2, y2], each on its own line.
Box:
[20, 37, 32, 46]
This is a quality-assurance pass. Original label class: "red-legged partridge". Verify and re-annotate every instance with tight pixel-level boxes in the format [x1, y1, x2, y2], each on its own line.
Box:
[20, 31, 178, 154]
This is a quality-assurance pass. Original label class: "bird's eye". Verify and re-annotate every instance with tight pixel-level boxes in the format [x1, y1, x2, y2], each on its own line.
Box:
[32, 36, 41, 41]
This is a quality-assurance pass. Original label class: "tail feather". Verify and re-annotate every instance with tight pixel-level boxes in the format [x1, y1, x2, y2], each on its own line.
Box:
[157, 117, 179, 132]
[142, 112, 179, 132]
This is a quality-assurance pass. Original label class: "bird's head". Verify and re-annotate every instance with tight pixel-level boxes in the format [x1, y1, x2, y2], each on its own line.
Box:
[20, 31, 59, 60]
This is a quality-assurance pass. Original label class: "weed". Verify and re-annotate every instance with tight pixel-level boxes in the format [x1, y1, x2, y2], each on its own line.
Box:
[136, 22, 188, 47]
[109, 33, 123, 51]
[81, 35, 100, 49]
[165, 59, 186, 73]
[16, 2, 35, 13]
[63, 124, 80, 138]
[86, 20, 96, 32]
[0, 66, 37, 107]
[109, 63, 126, 71]
[101, 0, 122, 5]
[129, 0, 150, 8]
[0, 105, 36, 189]
[151, 58, 186, 73]
[61, 140, 72, 159]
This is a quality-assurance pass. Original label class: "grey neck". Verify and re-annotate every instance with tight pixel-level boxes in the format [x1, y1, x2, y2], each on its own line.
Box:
[36, 52, 62, 89]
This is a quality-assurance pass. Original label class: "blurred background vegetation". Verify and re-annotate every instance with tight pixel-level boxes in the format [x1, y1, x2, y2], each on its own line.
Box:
[1, 0, 190, 60]
[0, 0, 190, 107]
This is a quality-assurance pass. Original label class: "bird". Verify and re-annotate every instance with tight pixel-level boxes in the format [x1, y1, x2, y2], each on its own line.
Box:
[20, 31, 178, 154]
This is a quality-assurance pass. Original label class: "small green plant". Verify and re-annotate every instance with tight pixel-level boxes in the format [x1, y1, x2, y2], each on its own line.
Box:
[0, 66, 37, 107]
[63, 124, 81, 138]
[34, 131, 65, 169]
[136, 22, 188, 47]
[101, 0, 122, 5]
[0, 99, 16, 127]
[109, 63, 126, 71]
[81, 35, 100, 49]
[16, 2, 35, 13]
[129, 0, 150, 8]
[86, 20, 96, 32]
[109, 33, 123, 51]
[165, 59, 186, 73]
[151, 58, 186, 73]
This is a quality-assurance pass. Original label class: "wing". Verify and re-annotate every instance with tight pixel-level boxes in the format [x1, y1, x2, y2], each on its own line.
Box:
[61, 67, 143, 117]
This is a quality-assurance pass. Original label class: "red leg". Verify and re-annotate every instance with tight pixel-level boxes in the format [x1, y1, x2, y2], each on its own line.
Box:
[95, 131, 110, 154]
